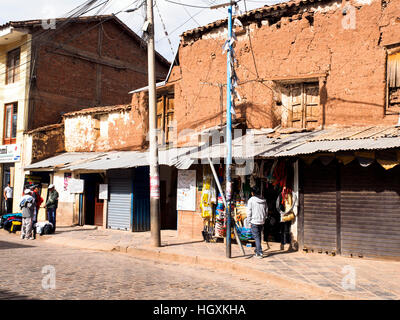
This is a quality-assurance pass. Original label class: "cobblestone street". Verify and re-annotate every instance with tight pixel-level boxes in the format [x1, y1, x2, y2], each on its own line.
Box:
[0, 232, 322, 300]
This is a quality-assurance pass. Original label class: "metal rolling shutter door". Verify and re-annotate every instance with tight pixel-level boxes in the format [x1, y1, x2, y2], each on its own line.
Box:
[341, 162, 400, 258]
[133, 166, 150, 232]
[107, 170, 132, 231]
[303, 160, 337, 252]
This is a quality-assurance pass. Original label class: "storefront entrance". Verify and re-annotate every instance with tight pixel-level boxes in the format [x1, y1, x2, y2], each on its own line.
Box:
[80, 173, 105, 227]
[1, 163, 14, 213]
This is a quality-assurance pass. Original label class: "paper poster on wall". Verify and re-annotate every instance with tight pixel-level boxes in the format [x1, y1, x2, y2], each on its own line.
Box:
[99, 184, 108, 200]
[68, 179, 84, 194]
[64, 173, 72, 191]
[177, 169, 196, 211]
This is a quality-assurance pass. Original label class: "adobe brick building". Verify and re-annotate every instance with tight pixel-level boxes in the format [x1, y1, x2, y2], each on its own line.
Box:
[164, 0, 400, 140]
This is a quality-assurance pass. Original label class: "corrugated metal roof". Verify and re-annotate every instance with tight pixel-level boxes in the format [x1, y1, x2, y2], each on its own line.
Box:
[187, 129, 319, 160]
[25, 147, 199, 172]
[63, 151, 148, 171]
[275, 137, 400, 157]
[186, 126, 400, 160]
[309, 126, 400, 141]
[25, 152, 104, 171]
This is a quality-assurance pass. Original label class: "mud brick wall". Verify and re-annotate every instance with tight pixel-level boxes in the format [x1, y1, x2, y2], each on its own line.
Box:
[29, 124, 65, 163]
[170, 0, 400, 142]
[64, 91, 148, 152]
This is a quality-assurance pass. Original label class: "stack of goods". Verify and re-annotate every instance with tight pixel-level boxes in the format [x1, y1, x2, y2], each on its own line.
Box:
[237, 227, 253, 241]
[0, 213, 23, 233]
[214, 195, 226, 237]
[234, 200, 247, 227]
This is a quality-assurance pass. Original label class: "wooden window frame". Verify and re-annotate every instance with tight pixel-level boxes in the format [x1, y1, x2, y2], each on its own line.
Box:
[3, 102, 18, 145]
[5, 47, 21, 85]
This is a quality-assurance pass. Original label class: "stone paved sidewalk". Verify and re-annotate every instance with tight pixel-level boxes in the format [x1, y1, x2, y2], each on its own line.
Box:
[3, 226, 400, 300]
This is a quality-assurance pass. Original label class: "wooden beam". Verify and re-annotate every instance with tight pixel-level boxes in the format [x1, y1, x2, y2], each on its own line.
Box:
[44, 41, 166, 78]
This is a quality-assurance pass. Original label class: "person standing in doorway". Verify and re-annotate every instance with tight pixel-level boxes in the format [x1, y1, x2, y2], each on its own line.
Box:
[3, 182, 13, 214]
[20, 189, 35, 240]
[45, 184, 58, 233]
[247, 187, 268, 258]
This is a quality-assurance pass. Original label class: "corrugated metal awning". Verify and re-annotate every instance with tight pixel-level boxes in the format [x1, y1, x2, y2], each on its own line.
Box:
[24, 147, 199, 172]
[184, 126, 400, 161]
[25, 152, 104, 171]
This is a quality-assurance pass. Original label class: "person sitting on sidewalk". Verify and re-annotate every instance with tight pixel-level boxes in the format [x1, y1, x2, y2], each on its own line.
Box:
[247, 187, 268, 259]
[20, 189, 35, 240]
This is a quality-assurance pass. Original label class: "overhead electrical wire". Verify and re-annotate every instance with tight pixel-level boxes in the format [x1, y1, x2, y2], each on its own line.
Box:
[0, 0, 106, 63]
[164, 0, 213, 9]
[0, 0, 147, 78]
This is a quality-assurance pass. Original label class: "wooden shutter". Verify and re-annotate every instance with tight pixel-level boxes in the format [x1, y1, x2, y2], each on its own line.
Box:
[165, 95, 174, 144]
[304, 84, 320, 127]
[290, 83, 320, 128]
[156, 96, 165, 145]
[290, 85, 303, 128]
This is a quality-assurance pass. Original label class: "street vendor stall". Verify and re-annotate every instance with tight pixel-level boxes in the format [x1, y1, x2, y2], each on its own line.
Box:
[198, 158, 298, 250]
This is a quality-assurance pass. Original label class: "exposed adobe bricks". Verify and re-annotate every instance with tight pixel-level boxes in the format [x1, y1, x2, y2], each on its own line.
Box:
[64, 91, 148, 152]
[170, 0, 400, 143]
[29, 124, 65, 163]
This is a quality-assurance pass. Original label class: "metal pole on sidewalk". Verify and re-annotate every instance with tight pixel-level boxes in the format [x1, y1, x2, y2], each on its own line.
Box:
[146, 0, 161, 247]
[225, 2, 233, 258]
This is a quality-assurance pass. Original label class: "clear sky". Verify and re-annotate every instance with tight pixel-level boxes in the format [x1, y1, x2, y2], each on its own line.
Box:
[0, 0, 284, 61]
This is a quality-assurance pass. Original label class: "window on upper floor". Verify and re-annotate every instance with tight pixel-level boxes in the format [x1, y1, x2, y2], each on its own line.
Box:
[4, 102, 18, 145]
[156, 93, 175, 145]
[387, 51, 400, 109]
[6, 47, 21, 85]
[286, 82, 320, 128]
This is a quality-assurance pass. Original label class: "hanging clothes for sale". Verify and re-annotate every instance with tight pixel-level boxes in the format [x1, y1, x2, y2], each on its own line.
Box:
[200, 173, 216, 219]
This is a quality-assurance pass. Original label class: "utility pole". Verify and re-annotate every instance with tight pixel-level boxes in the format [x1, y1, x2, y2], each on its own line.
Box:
[225, 2, 233, 259]
[146, 0, 161, 247]
[212, 1, 234, 258]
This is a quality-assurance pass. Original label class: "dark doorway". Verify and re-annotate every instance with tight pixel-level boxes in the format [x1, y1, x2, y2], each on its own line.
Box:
[80, 173, 104, 226]
[159, 165, 177, 230]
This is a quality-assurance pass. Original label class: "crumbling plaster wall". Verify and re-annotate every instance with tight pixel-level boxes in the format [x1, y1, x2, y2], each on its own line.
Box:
[64, 92, 148, 152]
[172, 0, 400, 142]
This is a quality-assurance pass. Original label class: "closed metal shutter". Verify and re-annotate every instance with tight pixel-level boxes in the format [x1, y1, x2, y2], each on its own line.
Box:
[302, 159, 337, 253]
[133, 166, 150, 232]
[341, 162, 400, 258]
[107, 170, 132, 231]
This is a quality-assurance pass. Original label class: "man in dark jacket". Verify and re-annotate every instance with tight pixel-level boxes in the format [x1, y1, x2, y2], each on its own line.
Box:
[45, 184, 59, 232]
